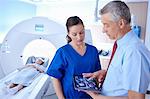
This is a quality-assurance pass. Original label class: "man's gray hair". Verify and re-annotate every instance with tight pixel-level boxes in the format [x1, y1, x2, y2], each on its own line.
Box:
[100, 1, 131, 24]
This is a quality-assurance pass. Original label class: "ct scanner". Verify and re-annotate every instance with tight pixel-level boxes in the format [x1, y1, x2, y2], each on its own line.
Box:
[0, 16, 67, 99]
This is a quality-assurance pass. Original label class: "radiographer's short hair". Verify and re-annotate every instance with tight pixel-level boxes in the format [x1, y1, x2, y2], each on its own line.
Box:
[100, 1, 131, 24]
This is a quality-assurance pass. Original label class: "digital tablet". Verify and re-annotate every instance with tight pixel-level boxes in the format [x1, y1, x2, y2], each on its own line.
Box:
[73, 75, 101, 93]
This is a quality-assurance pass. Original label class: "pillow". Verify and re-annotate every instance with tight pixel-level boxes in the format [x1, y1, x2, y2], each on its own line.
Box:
[26, 56, 49, 67]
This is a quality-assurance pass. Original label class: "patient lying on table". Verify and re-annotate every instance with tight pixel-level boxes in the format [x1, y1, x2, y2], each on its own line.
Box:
[4, 57, 46, 95]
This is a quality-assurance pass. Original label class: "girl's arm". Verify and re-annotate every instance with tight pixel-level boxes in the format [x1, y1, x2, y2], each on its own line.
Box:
[52, 77, 65, 99]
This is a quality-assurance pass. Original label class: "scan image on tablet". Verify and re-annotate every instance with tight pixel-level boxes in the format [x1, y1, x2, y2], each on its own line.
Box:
[73, 75, 101, 93]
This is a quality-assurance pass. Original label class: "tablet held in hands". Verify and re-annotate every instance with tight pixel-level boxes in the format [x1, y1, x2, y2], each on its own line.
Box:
[73, 75, 101, 93]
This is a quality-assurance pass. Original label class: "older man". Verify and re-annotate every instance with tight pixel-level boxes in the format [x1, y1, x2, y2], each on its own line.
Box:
[83, 1, 150, 99]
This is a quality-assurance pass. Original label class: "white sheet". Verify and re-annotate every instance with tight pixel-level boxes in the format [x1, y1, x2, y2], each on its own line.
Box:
[0, 69, 50, 99]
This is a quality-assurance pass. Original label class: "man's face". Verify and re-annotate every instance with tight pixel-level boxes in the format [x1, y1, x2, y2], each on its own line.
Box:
[101, 13, 120, 40]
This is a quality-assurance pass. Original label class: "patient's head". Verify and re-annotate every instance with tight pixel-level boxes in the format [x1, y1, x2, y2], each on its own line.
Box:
[35, 58, 44, 65]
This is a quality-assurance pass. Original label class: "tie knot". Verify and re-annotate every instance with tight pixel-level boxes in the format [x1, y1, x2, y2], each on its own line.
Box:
[113, 41, 117, 49]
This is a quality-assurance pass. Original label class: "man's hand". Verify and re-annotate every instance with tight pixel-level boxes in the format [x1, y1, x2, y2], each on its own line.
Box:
[82, 70, 106, 83]
[82, 90, 101, 99]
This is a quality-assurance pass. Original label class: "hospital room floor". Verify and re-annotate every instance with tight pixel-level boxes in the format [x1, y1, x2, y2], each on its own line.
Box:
[42, 94, 150, 99]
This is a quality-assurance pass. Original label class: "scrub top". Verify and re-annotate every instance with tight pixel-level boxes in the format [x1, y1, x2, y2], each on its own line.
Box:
[101, 30, 150, 96]
[47, 43, 101, 98]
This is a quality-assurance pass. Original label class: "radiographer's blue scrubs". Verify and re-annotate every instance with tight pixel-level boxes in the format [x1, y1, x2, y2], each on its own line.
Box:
[47, 43, 101, 99]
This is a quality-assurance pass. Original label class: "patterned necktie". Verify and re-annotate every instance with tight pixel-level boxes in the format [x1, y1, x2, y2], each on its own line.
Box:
[100, 41, 118, 88]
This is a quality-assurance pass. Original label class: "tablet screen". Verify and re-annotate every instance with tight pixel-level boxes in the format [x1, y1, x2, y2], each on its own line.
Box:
[73, 75, 101, 93]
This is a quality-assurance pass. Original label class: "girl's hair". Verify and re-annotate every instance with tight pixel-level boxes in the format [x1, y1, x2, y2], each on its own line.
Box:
[65, 16, 84, 43]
